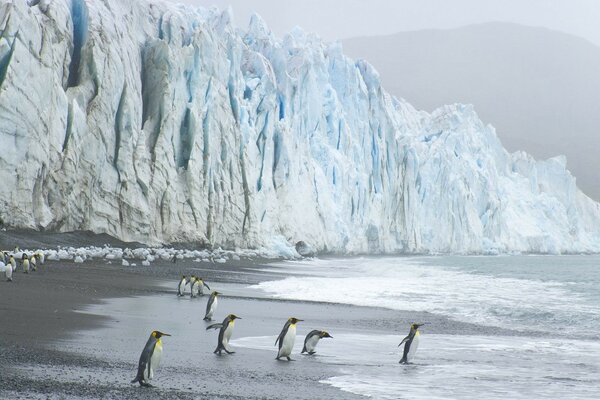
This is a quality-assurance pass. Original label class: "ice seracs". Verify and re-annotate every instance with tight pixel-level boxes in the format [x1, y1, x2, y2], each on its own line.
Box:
[0, 0, 599, 254]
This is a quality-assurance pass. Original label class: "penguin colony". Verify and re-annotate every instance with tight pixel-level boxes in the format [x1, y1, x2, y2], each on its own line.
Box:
[1, 247, 424, 388]
[130, 274, 425, 387]
[1, 248, 45, 282]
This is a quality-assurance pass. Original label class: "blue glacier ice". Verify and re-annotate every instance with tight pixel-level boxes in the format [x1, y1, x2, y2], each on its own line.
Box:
[0, 0, 599, 254]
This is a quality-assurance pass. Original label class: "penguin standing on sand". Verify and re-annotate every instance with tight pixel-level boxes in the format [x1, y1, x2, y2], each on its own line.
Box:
[30, 254, 37, 271]
[177, 275, 188, 297]
[398, 323, 425, 364]
[196, 277, 211, 296]
[8, 255, 16, 272]
[131, 330, 171, 387]
[203, 291, 220, 321]
[4, 261, 12, 282]
[35, 251, 45, 265]
[190, 276, 199, 298]
[301, 330, 333, 355]
[275, 317, 303, 361]
[21, 254, 30, 274]
[206, 314, 241, 355]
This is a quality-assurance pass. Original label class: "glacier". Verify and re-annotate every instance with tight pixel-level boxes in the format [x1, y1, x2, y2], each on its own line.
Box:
[0, 0, 599, 254]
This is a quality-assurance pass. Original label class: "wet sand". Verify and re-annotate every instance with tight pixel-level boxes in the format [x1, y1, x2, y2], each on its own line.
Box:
[0, 231, 526, 399]
[0, 231, 366, 399]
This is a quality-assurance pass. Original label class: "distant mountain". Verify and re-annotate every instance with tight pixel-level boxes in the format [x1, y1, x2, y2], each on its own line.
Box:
[343, 22, 600, 200]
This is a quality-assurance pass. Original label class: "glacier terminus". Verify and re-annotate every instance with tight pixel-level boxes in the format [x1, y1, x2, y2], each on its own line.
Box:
[0, 0, 599, 254]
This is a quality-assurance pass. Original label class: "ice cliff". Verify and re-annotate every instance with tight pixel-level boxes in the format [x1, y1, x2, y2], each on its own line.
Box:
[1, 0, 599, 254]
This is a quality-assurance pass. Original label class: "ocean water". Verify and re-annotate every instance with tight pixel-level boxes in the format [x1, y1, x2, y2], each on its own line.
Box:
[245, 255, 600, 399]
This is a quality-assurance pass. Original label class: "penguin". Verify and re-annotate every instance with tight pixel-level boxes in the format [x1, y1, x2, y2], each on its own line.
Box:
[301, 330, 333, 355]
[203, 291, 220, 321]
[35, 251, 45, 265]
[398, 323, 425, 364]
[3, 261, 11, 282]
[8, 255, 16, 272]
[131, 330, 171, 387]
[196, 277, 211, 296]
[1, 251, 6, 265]
[21, 254, 30, 274]
[275, 317, 303, 361]
[30, 254, 37, 272]
[177, 275, 188, 297]
[206, 314, 241, 355]
[190, 276, 199, 298]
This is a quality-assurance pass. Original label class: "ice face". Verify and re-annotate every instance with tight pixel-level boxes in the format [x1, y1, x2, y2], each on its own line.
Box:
[0, 0, 599, 254]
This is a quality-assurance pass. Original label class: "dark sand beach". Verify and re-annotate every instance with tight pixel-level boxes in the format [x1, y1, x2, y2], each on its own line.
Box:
[0, 231, 369, 399]
[0, 231, 539, 399]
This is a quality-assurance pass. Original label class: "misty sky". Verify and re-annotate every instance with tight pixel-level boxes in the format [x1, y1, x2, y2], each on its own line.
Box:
[166, 0, 600, 45]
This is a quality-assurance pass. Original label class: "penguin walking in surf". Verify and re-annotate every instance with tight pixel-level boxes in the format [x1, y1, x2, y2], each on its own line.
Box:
[206, 314, 241, 355]
[275, 317, 302, 361]
[177, 275, 189, 297]
[196, 277, 211, 296]
[131, 330, 171, 387]
[398, 323, 425, 364]
[301, 330, 333, 355]
[203, 291, 220, 321]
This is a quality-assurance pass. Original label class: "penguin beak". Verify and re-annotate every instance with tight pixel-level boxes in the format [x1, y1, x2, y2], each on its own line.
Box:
[162, 333, 172, 336]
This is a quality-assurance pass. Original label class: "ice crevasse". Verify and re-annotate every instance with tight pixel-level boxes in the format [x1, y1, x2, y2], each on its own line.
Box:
[0, 0, 599, 254]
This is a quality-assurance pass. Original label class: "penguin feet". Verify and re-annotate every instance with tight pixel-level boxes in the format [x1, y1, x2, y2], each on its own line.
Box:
[308, 351, 316, 355]
[286, 356, 295, 361]
[225, 350, 235, 354]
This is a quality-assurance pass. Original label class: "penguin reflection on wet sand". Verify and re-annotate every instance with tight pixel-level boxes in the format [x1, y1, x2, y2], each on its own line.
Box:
[275, 317, 303, 361]
[399, 323, 425, 364]
[206, 314, 241, 355]
[132, 330, 171, 387]
[204, 291, 220, 321]
[301, 330, 333, 355]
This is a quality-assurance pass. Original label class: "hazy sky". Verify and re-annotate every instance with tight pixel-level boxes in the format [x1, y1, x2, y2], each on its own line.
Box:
[165, 0, 600, 45]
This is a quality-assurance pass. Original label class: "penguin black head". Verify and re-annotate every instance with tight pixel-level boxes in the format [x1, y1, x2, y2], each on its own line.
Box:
[213, 291, 221, 296]
[151, 330, 171, 339]
[22, 253, 28, 260]
[411, 323, 425, 330]
[289, 317, 303, 324]
[229, 314, 241, 320]
[320, 331, 333, 339]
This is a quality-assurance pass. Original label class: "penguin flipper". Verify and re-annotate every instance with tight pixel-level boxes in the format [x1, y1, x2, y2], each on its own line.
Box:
[204, 282, 211, 290]
[398, 335, 410, 346]
[206, 323, 223, 330]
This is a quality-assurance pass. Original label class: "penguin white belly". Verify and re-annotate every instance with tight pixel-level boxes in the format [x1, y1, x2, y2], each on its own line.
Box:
[206, 297, 217, 319]
[198, 283, 205, 295]
[23, 259, 29, 273]
[3, 262, 11, 281]
[223, 322, 234, 350]
[178, 280, 186, 295]
[10, 259, 16, 272]
[279, 325, 296, 357]
[148, 340, 163, 380]
[191, 282, 198, 296]
[407, 332, 420, 361]
[305, 335, 320, 353]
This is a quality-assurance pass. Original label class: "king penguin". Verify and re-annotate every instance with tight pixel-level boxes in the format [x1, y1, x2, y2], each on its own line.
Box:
[275, 317, 303, 360]
[21, 254, 30, 274]
[177, 275, 188, 297]
[190, 276, 199, 298]
[301, 330, 333, 355]
[196, 277, 211, 296]
[398, 323, 425, 364]
[30, 254, 37, 272]
[35, 251, 45, 265]
[131, 330, 171, 387]
[203, 291, 220, 321]
[8, 255, 16, 272]
[4, 260, 11, 282]
[206, 314, 241, 355]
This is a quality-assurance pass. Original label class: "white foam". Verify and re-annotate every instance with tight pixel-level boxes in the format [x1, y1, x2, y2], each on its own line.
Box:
[252, 257, 600, 337]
